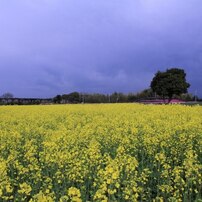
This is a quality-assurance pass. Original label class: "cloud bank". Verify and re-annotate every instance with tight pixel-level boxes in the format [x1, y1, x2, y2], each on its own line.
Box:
[0, 0, 202, 97]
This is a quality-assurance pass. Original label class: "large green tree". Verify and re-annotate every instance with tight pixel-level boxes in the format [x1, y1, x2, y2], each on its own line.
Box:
[150, 68, 190, 102]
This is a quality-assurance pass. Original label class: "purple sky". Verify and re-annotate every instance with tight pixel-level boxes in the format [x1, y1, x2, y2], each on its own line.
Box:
[0, 0, 202, 98]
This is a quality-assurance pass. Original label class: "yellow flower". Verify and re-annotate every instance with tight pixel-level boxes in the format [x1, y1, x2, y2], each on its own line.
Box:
[5, 184, 13, 193]
[18, 182, 32, 195]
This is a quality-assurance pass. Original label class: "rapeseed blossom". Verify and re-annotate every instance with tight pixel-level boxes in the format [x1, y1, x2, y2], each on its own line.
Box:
[0, 104, 201, 201]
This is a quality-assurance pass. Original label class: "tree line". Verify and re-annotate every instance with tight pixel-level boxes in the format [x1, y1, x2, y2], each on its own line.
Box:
[53, 68, 196, 104]
[53, 90, 196, 104]
[1, 68, 200, 105]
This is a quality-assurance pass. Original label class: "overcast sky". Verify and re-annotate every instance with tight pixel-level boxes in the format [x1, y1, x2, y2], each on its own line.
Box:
[0, 0, 202, 98]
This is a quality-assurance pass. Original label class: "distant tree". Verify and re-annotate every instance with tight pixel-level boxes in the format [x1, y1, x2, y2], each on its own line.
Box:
[61, 94, 69, 100]
[127, 93, 137, 102]
[53, 95, 62, 104]
[116, 93, 127, 103]
[136, 88, 155, 100]
[151, 68, 190, 103]
[61, 94, 69, 103]
[178, 93, 194, 101]
[83, 93, 107, 103]
[1, 92, 14, 98]
[110, 92, 119, 103]
[67, 92, 80, 103]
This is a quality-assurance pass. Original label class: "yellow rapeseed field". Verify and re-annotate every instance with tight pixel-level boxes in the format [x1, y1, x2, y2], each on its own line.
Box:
[0, 104, 202, 202]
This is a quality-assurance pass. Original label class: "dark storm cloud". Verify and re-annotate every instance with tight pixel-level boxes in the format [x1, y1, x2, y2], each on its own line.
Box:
[0, 0, 202, 97]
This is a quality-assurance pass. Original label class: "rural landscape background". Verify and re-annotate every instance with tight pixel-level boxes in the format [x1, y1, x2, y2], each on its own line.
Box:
[0, 1, 202, 202]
